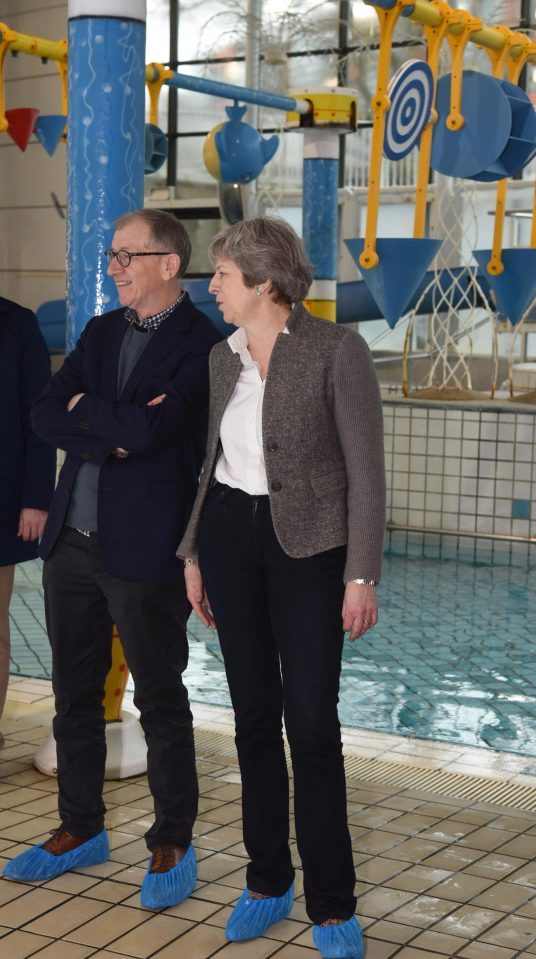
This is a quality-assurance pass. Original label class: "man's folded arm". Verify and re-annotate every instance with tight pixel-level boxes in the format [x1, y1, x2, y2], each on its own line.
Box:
[32, 343, 211, 457]
[31, 320, 113, 464]
[66, 347, 211, 454]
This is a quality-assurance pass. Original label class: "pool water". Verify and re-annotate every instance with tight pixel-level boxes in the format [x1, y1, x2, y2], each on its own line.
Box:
[10, 552, 536, 756]
[185, 550, 536, 757]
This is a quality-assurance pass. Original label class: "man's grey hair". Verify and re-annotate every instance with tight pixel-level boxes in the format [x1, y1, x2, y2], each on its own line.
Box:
[115, 209, 192, 277]
[208, 217, 313, 305]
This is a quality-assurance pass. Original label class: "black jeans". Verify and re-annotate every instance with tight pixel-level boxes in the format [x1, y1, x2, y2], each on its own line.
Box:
[198, 484, 356, 923]
[43, 527, 198, 850]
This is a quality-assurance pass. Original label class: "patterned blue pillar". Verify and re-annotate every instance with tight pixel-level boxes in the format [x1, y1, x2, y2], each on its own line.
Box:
[66, 0, 146, 351]
[302, 129, 340, 321]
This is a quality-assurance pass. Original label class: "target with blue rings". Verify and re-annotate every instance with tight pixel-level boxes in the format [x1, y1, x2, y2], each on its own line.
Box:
[384, 59, 434, 161]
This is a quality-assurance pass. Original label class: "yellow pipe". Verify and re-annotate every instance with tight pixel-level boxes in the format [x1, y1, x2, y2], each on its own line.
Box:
[530, 181, 536, 250]
[360, 0, 410, 270]
[103, 629, 130, 722]
[55, 45, 69, 116]
[413, 0, 456, 238]
[303, 299, 337, 321]
[146, 63, 160, 83]
[0, 24, 67, 63]
[489, 180, 508, 276]
[407, 0, 536, 61]
[146, 62, 173, 126]
[0, 28, 12, 132]
[445, 11, 483, 131]
[485, 33, 534, 275]
[0, 24, 68, 130]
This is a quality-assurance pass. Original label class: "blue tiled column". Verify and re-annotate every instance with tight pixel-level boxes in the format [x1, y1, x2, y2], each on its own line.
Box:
[66, 0, 146, 351]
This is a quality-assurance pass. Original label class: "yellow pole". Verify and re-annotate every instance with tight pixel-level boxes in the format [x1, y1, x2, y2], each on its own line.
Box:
[485, 34, 535, 276]
[444, 10, 483, 131]
[413, 0, 457, 238]
[103, 629, 130, 722]
[55, 46, 69, 117]
[0, 25, 13, 132]
[146, 62, 173, 126]
[360, 0, 412, 270]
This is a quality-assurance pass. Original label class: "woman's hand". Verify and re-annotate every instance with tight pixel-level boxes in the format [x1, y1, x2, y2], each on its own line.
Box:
[184, 563, 216, 628]
[342, 582, 377, 641]
[18, 508, 48, 541]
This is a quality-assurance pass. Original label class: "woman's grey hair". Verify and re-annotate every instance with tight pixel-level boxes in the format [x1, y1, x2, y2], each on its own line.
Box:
[208, 217, 313, 305]
[115, 209, 192, 277]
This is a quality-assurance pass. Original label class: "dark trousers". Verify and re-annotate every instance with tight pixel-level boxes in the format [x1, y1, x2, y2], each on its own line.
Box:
[43, 527, 198, 850]
[198, 484, 356, 923]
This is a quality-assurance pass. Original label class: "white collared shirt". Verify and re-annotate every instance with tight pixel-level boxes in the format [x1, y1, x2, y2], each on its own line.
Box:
[214, 326, 289, 494]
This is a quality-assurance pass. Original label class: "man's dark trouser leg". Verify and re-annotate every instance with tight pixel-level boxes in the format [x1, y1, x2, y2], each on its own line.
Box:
[97, 552, 198, 850]
[44, 528, 198, 847]
[44, 530, 112, 838]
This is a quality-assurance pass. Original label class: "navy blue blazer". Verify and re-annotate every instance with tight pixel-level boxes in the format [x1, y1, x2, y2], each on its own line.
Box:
[0, 297, 56, 567]
[32, 293, 222, 582]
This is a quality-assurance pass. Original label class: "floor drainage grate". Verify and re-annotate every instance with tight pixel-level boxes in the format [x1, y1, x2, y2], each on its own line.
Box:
[342, 755, 536, 811]
[194, 728, 536, 812]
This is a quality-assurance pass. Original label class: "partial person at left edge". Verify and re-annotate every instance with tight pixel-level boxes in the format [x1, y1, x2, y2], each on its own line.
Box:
[2, 209, 223, 911]
[0, 297, 56, 748]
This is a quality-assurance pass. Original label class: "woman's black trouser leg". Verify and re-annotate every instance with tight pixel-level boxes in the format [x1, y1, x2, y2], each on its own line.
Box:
[198, 487, 294, 896]
[198, 487, 356, 922]
[265, 533, 356, 924]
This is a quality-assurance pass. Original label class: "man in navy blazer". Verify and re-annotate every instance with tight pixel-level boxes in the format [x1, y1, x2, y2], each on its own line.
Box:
[3, 210, 222, 910]
[0, 297, 56, 746]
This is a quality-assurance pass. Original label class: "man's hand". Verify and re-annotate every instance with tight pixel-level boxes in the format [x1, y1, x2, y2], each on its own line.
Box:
[18, 508, 48, 542]
[111, 396, 166, 458]
[342, 582, 378, 641]
[67, 392, 85, 411]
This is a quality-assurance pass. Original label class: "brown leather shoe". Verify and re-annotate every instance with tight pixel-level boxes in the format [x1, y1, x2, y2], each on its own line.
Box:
[148, 844, 187, 874]
[42, 828, 88, 857]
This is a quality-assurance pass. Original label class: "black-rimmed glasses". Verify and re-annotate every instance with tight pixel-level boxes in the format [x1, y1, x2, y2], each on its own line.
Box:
[104, 249, 174, 268]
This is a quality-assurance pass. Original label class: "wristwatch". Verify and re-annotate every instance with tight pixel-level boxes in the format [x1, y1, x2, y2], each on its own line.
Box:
[352, 578, 377, 587]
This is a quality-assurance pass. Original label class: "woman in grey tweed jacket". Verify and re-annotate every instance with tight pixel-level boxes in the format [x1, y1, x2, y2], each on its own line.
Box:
[178, 217, 385, 959]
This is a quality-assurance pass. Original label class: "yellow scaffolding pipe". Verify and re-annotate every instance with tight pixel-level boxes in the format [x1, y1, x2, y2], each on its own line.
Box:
[0, 24, 67, 63]
[2, 6, 536, 80]
[0, 24, 68, 129]
[407, 0, 536, 62]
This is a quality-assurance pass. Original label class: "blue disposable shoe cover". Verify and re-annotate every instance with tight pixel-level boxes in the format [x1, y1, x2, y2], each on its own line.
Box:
[312, 916, 364, 959]
[225, 883, 294, 941]
[2, 829, 109, 882]
[140, 843, 197, 910]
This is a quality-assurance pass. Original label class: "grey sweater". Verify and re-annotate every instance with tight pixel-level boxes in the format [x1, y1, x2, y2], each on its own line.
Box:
[178, 303, 386, 583]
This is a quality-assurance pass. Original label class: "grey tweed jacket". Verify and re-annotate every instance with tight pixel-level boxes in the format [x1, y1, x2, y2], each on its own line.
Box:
[178, 303, 386, 583]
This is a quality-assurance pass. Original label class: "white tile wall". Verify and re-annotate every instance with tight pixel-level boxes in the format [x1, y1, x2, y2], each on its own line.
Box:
[383, 400, 536, 556]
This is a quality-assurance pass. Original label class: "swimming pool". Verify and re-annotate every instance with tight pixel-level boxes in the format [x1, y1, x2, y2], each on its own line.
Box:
[10, 549, 536, 756]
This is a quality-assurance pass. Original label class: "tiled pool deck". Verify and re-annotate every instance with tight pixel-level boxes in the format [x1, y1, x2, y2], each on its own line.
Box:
[2, 678, 536, 959]
[4, 551, 536, 957]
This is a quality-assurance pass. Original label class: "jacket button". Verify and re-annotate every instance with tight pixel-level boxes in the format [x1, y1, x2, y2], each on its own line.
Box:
[83, 452, 93, 461]
[267, 442, 278, 453]
[271, 481, 282, 492]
